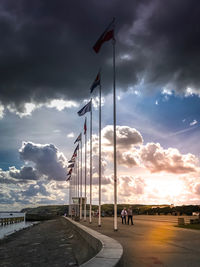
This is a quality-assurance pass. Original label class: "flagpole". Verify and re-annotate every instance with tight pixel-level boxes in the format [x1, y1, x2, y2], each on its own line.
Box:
[77, 148, 80, 217]
[113, 21, 118, 231]
[75, 160, 76, 197]
[84, 117, 87, 221]
[98, 79, 102, 227]
[80, 137, 83, 220]
[89, 98, 93, 223]
[75, 158, 77, 216]
[71, 169, 73, 218]
[68, 178, 70, 216]
[69, 172, 72, 217]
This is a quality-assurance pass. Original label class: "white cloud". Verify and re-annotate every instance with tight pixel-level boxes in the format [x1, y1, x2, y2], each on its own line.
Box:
[119, 176, 146, 197]
[102, 125, 143, 149]
[140, 142, 199, 174]
[162, 88, 173, 95]
[67, 132, 75, 138]
[47, 99, 78, 111]
[194, 183, 200, 195]
[88, 96, 105, 110]
[168, 125, 198, 137]
[117, 150, 140, 168]
[184, 87, 200, 97]
[0, 104, 5, 119]
[5, 98, 79, 117]
[92, 125, 200, 173]
[19, 142, 68, 181]
[190, 119, 198, 126]
[7, 103, 39, 117]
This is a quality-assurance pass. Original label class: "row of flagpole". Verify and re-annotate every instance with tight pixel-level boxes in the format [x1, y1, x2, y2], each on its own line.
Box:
[90, 99, 92, 223]
[66, 18, 117, 231]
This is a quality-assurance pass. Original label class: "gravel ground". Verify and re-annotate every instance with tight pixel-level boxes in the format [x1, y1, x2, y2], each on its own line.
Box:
[0, 217, 94, 267]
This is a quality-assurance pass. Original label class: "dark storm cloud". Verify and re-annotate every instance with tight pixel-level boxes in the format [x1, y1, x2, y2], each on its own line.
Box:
[0, 193, 15, 204]
[19, 141, 67, 181]
[136, 0, 200, 94]
[21, 181, 49, 197]
[9, 166, 38, 180]
[0, 0, 200, 112]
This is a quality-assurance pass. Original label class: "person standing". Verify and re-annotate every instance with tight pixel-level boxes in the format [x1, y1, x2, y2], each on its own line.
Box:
[127, 206, 134, 225]
[121, 207, 127, 224]
[71, 208, 75, 220]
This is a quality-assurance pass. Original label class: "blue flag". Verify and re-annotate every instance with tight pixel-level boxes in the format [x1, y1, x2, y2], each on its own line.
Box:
[77, 101, 91, 116]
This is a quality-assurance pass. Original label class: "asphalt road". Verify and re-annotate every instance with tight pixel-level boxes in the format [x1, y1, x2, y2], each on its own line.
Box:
[80, 215, 200, 267]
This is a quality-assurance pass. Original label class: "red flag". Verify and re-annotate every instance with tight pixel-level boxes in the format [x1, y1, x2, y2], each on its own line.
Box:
[93, 18, 115, 53]
[84, 118, 87, 135]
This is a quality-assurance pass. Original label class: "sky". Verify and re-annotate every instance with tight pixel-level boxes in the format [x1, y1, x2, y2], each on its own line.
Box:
[1, 0, 200, 211]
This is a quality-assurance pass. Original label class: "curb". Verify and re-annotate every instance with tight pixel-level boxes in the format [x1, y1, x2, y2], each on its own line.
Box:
[63, 217, 123, 267]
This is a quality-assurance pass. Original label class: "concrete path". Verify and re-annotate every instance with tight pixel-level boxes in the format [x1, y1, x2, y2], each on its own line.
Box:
[80, 216, 200, 267]
[0, 218, 84, 267]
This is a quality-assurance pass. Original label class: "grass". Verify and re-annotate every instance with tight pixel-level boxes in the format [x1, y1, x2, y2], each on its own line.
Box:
[176, 224, 200, 230]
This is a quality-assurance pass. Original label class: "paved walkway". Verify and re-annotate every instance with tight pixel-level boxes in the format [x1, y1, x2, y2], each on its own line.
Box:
[0, 218, 86, 267]
[80, 216, 200, 267]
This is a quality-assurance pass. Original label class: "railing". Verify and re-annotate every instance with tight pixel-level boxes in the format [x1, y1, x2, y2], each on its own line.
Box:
[0, 213, 25, 226]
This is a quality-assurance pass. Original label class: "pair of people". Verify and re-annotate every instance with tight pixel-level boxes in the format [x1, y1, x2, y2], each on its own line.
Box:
[121, 206, 134, 225]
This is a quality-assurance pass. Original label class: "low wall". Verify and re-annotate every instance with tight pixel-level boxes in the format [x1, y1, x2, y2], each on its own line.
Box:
[63, 217, 123, 267]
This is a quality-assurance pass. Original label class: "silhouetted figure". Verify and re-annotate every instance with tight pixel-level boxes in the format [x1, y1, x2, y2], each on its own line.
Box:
[128, 206, 134, 225]
[71, 208, 75, 220]
[121, 207, 127, 224]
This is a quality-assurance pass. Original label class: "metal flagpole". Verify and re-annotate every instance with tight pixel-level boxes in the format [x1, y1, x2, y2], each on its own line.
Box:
[69, 178, 71, 216]
[77, 149, 80, 197]
[84, 117, 87, 221]
[75, 158, 77, 216]
[89, 98, 93, 223]
[80, 137, 83, 220]
[98, 78, 102, 227]
[78, 148, 80, 217]
[113, 20, 118, 231]
[75, 160, 76, 197]
[68, 179, 70, 215]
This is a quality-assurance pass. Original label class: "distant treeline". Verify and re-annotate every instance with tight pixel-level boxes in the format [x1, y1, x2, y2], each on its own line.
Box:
[100, 204, 200, 216]
[21, 204, 200, 221]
